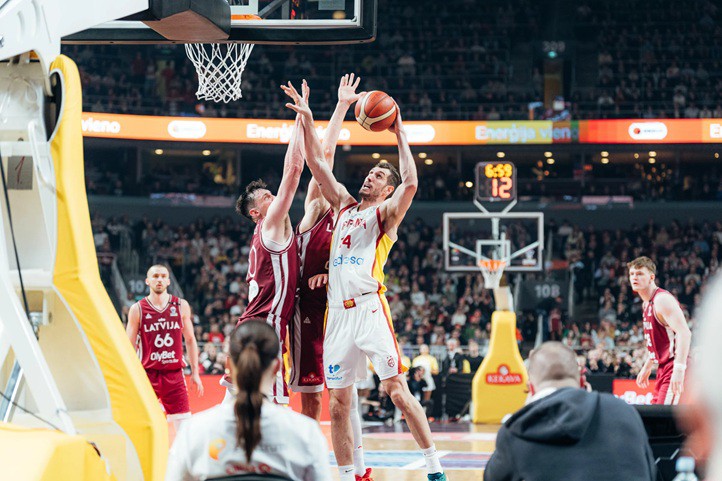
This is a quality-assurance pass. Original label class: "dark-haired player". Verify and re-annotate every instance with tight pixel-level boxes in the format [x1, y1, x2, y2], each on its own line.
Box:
[232, 103, 305, 404]
[284, 82, 446, 481]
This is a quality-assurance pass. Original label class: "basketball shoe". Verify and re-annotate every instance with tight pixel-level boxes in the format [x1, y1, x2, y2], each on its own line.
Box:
[355, 468, 373, 481]
[428, 472, 447, 481]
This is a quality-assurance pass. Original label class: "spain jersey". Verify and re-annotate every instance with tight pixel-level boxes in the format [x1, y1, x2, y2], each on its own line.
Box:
[328, 203, 394, 304]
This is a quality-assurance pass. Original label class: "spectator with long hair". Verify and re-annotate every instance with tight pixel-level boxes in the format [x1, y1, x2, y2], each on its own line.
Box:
[166, 319, 331, 481]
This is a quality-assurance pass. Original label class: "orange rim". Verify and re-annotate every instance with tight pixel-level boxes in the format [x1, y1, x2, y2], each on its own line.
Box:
[478, 259, 506, 271]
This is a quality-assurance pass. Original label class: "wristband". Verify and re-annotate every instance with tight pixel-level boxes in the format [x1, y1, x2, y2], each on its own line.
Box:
[673, 362, 687, 370]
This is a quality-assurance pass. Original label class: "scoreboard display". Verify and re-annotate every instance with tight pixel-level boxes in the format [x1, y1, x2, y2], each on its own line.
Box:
[475, 161, 517, 203]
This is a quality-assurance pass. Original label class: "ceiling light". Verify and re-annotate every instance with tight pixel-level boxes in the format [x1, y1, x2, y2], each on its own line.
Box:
[465, 181, 473, 188]
[154, 149, 164, 155]
[424, 159, 434, 165]
[634, 153, 639, 159]
[601, 158, 610, 164]
[649, 151, 657, 157]
[544, 152, 553, 158]
[372, 153, 380, 159]
[716, 153, 720, 159]
[601, 151, 609, 157]
[418, 152, 427, 159]
[496, 152, 505, 158]
[648, 158, 656, 164]
[547, 158, 555, 165]
[202, 150, 211, 156]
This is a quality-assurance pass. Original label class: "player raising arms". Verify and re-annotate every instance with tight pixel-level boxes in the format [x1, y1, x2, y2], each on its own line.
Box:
[629, 256, 692, 405]
[233, 100, 305, 404]
[284, 82, 446, 481]
[285, 75, 373, 481]
[126, 264, 204, 430]
[290, 74, 365, 419]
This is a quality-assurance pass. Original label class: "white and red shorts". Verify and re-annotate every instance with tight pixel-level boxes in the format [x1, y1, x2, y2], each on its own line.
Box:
[323, 293, 405, 389]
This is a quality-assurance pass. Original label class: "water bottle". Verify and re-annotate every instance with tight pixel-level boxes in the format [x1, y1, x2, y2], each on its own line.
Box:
[672, 457, 698, 481]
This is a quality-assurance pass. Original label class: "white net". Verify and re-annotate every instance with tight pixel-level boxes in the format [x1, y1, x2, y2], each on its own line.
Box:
[478, 260, 506, 289]
[184, 43, 255, 103]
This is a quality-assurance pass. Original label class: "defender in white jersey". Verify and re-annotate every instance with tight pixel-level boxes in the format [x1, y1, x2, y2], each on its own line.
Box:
[285, 81, 446, 481]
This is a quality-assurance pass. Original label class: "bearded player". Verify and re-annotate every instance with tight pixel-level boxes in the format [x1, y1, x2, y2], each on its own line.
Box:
[286, 75, 373, 481]
[291, 74, 365, 418]
[629, 256, 692, 405]
[126, 264, 204, 430]
[232, 99, 305, 404]
[285, 83, 446, 481]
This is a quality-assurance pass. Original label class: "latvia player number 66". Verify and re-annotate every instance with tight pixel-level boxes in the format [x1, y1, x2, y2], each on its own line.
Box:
[154, 333, 175, 348]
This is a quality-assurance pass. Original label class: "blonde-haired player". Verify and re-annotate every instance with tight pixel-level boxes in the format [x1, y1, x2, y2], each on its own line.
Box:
[285, 82, 446, 481]
[629, 256, 691, 404]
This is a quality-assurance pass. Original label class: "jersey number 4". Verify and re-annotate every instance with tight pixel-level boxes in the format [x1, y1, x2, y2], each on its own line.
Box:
[341, 235, 352, 248]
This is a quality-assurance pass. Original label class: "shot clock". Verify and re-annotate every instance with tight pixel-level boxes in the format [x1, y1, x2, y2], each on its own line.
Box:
[474, 161, 517, 203]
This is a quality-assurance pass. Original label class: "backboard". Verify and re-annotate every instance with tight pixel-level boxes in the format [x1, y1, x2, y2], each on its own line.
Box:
[63, 0, 377, 45]
[443, 212, 544, 273]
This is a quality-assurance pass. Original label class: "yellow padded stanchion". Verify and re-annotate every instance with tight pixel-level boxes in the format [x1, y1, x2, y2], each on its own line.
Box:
[0, 422, 115, 481]
[50, 54, 167, 480]
[472, 310, 528, 423]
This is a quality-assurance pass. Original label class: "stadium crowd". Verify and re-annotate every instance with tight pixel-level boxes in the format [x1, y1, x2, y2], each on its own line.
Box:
[66, 0, 722, 122]
[94, 206, 709, 387]
[573, 0, 722, 118]
[85, 157, 722, 203]
[64, 0, 539, 121]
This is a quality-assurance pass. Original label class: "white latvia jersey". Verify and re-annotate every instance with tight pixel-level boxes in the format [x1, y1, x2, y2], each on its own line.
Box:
[328, 203, 394, 304]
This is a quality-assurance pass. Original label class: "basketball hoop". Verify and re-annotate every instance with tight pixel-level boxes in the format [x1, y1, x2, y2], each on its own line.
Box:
[184, 14, 260, 103]
[478, 259, 507, 289]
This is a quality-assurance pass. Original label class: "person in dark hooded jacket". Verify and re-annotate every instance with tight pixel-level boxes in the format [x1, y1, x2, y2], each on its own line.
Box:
[484, 342, 656, 481]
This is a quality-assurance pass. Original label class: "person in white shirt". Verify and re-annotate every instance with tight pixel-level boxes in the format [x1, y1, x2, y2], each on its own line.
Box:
[166, 319, 331, 481]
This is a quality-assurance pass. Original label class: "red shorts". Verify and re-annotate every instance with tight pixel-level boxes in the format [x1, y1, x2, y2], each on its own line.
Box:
[288, 301, 325, 393]
[653, 361, 678, 405]
[146, 368, 190, 416]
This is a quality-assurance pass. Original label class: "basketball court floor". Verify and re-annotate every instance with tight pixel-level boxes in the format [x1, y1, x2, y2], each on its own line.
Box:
[328, 422, 498, 480]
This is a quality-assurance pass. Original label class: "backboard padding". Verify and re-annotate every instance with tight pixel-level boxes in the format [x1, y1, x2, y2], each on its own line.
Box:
[63, 0, 377, 45]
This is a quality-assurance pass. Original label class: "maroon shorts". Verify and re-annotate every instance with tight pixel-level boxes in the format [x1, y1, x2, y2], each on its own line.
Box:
[288, 301, 325, 393]
[146, 368, 190, 415]
[653, 361, 677, 405]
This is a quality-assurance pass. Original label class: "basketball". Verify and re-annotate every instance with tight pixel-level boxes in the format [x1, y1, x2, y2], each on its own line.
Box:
[354, 90, 398, 132]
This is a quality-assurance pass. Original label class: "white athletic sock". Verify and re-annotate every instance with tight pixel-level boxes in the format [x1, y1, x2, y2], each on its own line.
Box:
[339, 465, 355, 481]
[423, 445, 443, 474]
[350, 389, 366, 476]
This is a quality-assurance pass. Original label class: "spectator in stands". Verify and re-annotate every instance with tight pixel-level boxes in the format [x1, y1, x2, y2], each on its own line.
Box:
[483, 342, 656, 481]
[412, 344, 438, 402]
[441, 339, 468, 377]
[167, 320, 331, 480]
[465, 340, 484, 373]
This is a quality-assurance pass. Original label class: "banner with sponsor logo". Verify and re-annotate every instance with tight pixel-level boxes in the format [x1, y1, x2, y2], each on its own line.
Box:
[81, 113, 722, 145]
[579, 119, 722, 144]
[613, 379, 656, 405]
[80, 113, 576, 146]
